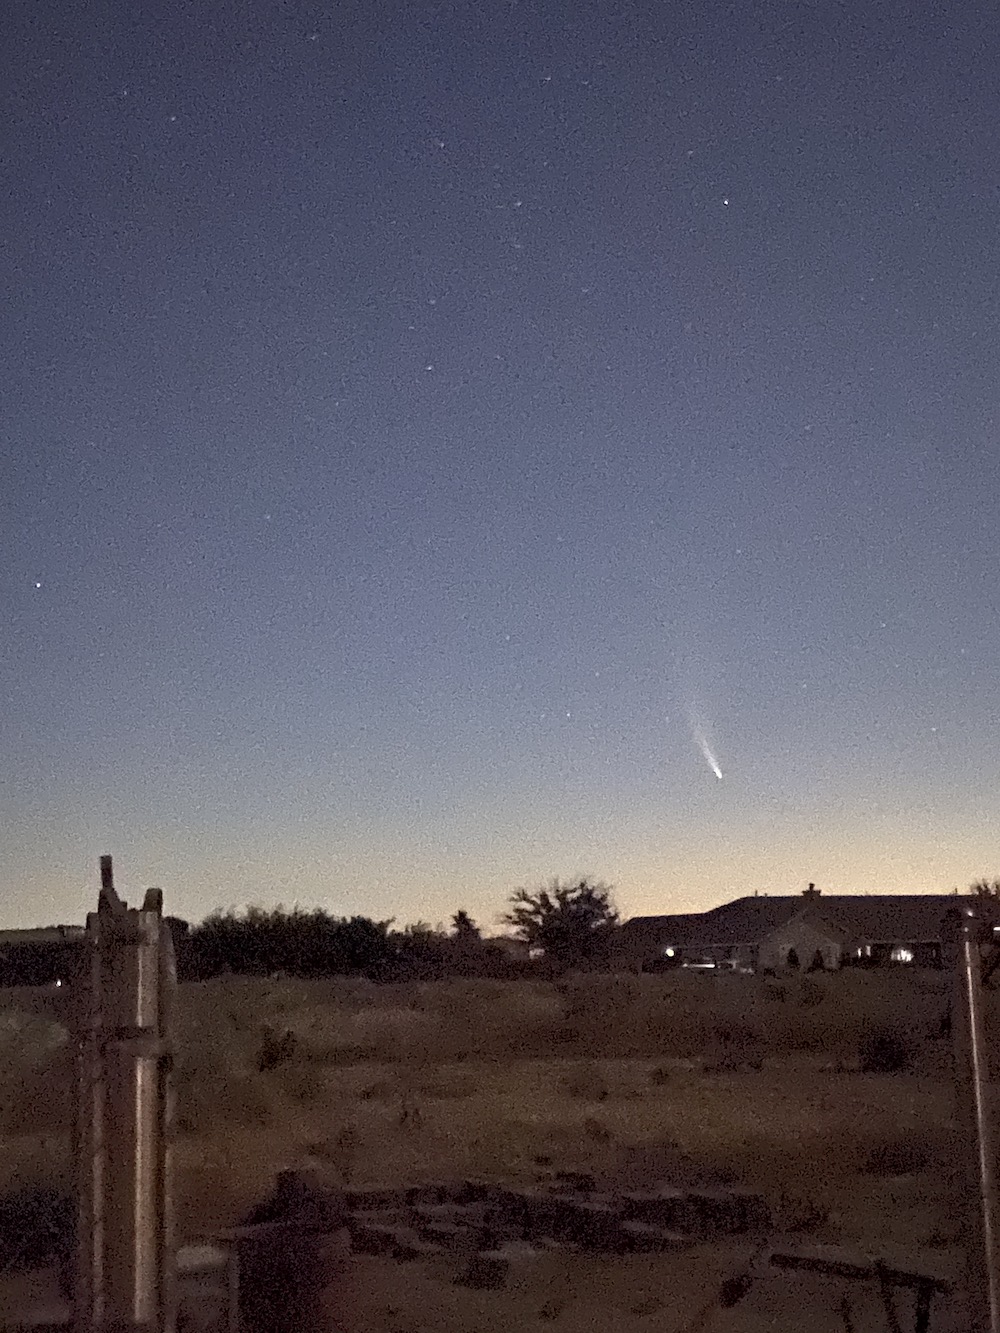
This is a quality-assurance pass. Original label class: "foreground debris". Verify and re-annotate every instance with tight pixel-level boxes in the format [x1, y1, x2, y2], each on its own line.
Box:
[343, 1172, 770, 1269]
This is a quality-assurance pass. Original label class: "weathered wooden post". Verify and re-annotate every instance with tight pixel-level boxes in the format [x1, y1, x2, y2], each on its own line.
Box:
[953, 902, 1000, 1333]
[74, 855, 176, 1333]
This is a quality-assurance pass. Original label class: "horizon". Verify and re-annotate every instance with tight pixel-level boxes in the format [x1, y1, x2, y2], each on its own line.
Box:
[0, 871, 991, 934]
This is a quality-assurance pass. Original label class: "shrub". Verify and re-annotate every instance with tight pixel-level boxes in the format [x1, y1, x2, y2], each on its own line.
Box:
[0, 1186, 74, 1291]
[255, 1027, 297, 1072]
[307, 1124, 359, 1185]
[582, 1116, 614, 1144]
[777, 1194, 830, 1234]
[858, 1027, 913, 1073]
[0, 1013, 73, 1136]
[862, 1134, 931, 1176]
[797, 978, 825, 1009]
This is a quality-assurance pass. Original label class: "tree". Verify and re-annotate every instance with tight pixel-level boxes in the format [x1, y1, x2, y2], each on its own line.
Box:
[502, 878, 619, 969]
[450, 909, 481, 941]
[185, 906, 393, 979]
[971, 880, 1000, 897]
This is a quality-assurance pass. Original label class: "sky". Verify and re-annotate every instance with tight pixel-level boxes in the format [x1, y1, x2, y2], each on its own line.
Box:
[3, 0, 1000, 930]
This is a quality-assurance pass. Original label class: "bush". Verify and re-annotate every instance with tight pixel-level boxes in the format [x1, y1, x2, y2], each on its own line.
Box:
[0, 1013, 73, 1136]
[797, 978, 825, 1009]
[0, 1186, 74, 1290]
[255, 1027, 297, 1072]
[858, 1027, 913, 1073]
[862, 1134, 932, 1176]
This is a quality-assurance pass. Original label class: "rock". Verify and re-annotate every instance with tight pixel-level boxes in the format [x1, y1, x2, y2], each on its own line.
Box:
[547, 1195, 625, 1250]
[236, 1170, 350, 1333]
[412, 1201, 489, 1227]
[458, 1179, 489, 1204]
[516, 1189, 563, 1234]
[349, 1206, 412, 1228]
[685, 1188, 770, 1235]
[407, 1182, 477, 1207]
[619, 1221, 692, 1253]
[552, 1170, 595, 1193]
[620, 1186, 691, 1231]
[482, 1184, 530, 1215]
[456, 1251, 509, 1289]
[349, 1222, 436, 1259]
[344, 1186, 413, 1211]
[416, 1220, 481, 1252]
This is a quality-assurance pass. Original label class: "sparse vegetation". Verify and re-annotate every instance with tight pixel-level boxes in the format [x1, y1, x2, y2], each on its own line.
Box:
[862, 1132, 935, 1177]
[858, 1025, 914, 1073]
[0, 963, 974, 1281]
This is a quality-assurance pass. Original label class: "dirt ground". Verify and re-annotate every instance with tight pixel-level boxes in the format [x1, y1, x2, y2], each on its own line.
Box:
[0, 970, 981, 1330]
[0, 1231, 967, 1332]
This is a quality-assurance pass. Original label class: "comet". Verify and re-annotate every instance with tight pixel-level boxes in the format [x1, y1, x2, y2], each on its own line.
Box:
[691, 720, 724, 781]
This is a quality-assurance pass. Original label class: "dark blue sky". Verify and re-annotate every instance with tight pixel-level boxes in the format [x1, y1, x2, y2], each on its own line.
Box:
[3, 0, 999, 928]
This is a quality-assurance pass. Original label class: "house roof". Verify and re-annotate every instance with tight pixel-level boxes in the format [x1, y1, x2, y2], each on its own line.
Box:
[623, 893, 986, 949]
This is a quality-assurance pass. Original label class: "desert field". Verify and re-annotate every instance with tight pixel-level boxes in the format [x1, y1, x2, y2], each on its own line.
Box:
[0, 967, 983, 1330]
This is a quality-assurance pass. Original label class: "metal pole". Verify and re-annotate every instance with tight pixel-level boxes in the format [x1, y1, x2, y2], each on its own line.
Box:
[953, 903, 1000, 1333]
[74, 907, 105, 1333]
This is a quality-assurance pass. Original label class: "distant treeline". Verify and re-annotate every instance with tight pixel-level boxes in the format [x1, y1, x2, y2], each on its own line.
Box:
[0, 880, 619, 986]
[168, 908, 540, 983]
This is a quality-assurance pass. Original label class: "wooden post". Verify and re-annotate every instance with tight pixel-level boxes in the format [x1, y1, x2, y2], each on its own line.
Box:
[74, 856, 176, 1333]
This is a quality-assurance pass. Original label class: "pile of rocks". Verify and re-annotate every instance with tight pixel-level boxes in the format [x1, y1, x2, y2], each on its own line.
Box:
[344, 1172, 770, 1284]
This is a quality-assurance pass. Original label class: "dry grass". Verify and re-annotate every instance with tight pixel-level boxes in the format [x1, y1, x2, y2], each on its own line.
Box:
[0, 967, 971, 1259]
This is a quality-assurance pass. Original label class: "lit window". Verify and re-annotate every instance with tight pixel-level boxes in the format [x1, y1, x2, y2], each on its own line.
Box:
[891, 946, 914, 963]
[664, 947, 676, 957]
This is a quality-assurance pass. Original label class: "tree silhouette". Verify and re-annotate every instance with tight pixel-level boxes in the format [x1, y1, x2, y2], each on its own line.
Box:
[502, 878, 618, 969]
[186, 906, 393, 979]
[450, 909, 481, 940]
[971, 879, 1000, 897]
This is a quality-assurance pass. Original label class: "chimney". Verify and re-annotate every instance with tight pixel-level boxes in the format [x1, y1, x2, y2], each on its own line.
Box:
[803, 883, 820, 897]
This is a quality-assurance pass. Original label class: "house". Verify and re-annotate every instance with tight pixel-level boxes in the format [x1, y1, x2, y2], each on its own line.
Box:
[0, 925, 86, 987]
[619, 885, 991, 973]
